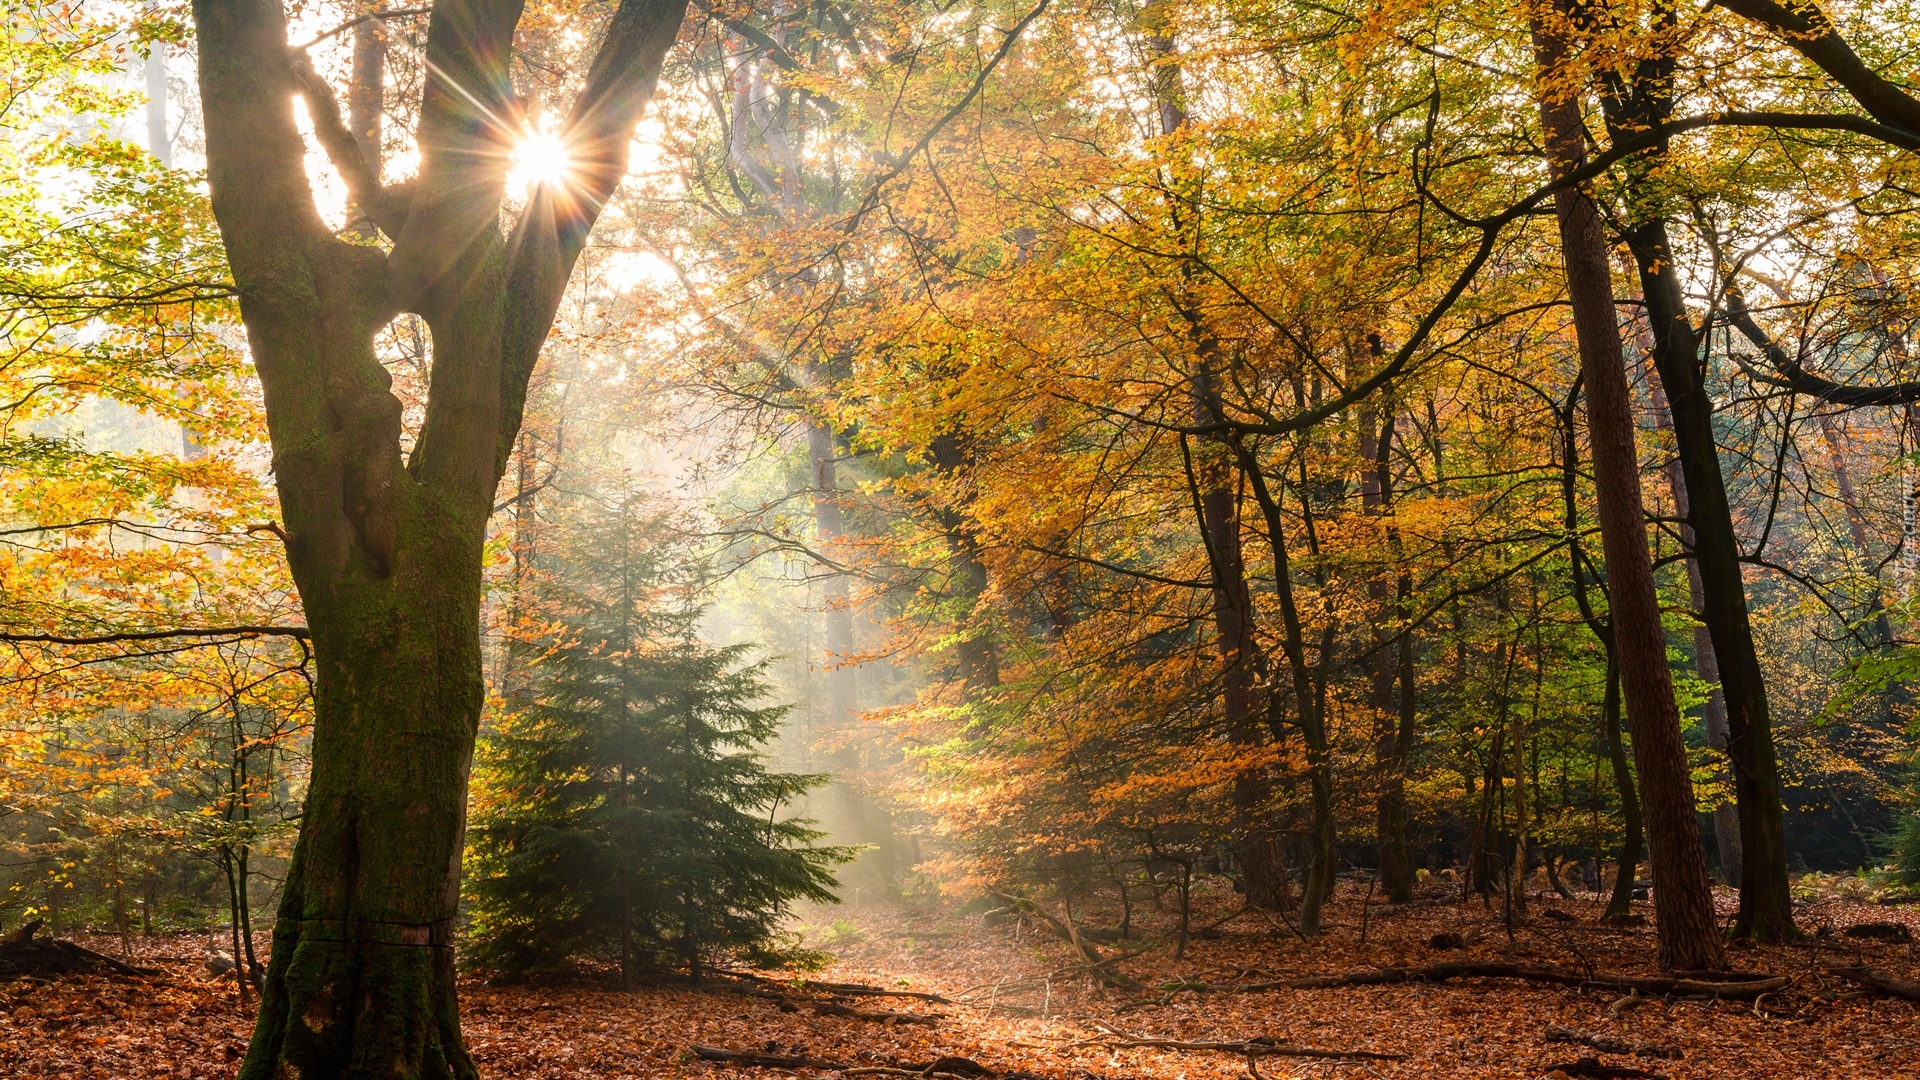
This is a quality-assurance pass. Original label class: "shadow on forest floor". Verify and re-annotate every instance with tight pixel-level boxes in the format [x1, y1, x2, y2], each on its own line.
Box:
[2, 878, 1917, 1079]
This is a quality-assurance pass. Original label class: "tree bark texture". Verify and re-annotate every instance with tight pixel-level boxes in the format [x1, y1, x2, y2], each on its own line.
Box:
[190, 1, 687, 1076]
[1532, 11, 1724, 970]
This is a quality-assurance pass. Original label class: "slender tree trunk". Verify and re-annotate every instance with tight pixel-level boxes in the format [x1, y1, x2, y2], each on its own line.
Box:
[1510, 639, 1531, 917]
[1647, 378, 1743, 883]
[223, 849, 251, 1005]
[348, 3, 383, 234]
[1588, 1, 1794, 942]
[145, 36, 169, 168]
[1601, 648, 1645, 919]
[1188, 373, 1291, 913]
[1237, 446, 1334, 932]
[1532, 12, 1724, 968]
[809, 422, 859, 726]
[1361, 390, 1415, 902]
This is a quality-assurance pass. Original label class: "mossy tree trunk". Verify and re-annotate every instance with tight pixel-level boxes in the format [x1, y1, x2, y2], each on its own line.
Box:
[190, 1, 688, 1076]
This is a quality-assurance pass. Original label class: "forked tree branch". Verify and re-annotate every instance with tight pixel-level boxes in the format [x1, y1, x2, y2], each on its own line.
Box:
[1716, 0, 1920, 136]
[288, 53, 398, 235]
[1723, 288, 1920, 405]
[497, 0, 689, 471]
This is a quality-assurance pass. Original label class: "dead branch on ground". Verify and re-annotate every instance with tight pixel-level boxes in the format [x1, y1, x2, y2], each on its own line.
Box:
[1153, 960, 1787, 999]
[1543, 1024, 1679, 1059]
[1827, 964, 1920, 1001]
[1075, 1021, 1406, 1061]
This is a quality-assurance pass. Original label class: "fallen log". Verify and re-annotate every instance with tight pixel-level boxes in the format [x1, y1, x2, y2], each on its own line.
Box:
[693, 1046, 847, 1071]
[1192, 961, 1786, 999]
[1827, 964, 1920, 1002]
[1082, 1023, 1405, 1061]
[0, 929, 157, 980]
[1543, 1024, 1679, 1060]
[714, 970, 952, 1003]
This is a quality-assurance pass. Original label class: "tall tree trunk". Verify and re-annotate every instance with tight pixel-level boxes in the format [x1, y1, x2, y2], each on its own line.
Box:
[1361, 385, 1415, 902]
[1600, 648, 1644, 919]
[145, 33, 168, 167]
[1532, 11, 1724, 969]
[1237, 445, 1334, 933]
[1145, 12, 1291, 913]
[1586, 0, 1793, 942]
[1188, 373, 1291, 913]
[1647, 378, 1743, 883]
[809, 422, 859, 725]
[191, 1, 687, 1075]
[809, 420, 879, 881]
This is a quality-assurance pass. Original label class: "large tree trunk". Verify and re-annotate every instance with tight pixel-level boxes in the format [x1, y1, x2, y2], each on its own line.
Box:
[191, 1, 686, 1075]
[1586, 0, 1793, 942]
[1532, 12, 1724, 970]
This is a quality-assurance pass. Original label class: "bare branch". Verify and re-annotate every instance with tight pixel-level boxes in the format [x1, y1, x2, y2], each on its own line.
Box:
[0, 626, 312, 645]
[292, 6, 432, 51]
[1724, 288, 1920, 405]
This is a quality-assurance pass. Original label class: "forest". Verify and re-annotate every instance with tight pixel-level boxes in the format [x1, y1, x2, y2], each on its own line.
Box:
[2, 0, 1920, 1077]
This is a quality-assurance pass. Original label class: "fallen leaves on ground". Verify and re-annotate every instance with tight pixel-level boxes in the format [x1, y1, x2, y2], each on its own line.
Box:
[4, 880, 1918, 1079]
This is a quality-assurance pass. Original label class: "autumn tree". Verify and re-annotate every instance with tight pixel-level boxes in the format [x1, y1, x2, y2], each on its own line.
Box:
[185, 0, 687, 1073]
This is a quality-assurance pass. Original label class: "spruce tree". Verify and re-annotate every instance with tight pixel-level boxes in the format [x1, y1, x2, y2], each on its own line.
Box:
[466, 502, 846, 983]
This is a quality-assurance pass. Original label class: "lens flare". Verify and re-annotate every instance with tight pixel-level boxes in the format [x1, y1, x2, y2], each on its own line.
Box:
[507, 129, 573, 199]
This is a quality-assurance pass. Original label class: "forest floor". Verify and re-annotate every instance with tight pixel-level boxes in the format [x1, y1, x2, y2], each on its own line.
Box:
[4, 878, 1918, 1080]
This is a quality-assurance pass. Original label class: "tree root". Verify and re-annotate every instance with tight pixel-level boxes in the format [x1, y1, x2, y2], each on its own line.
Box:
[1544, 1024, 1679, 1060]
[1827, 964, 1920, 1001]
[1157, 961, 1787, 999]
